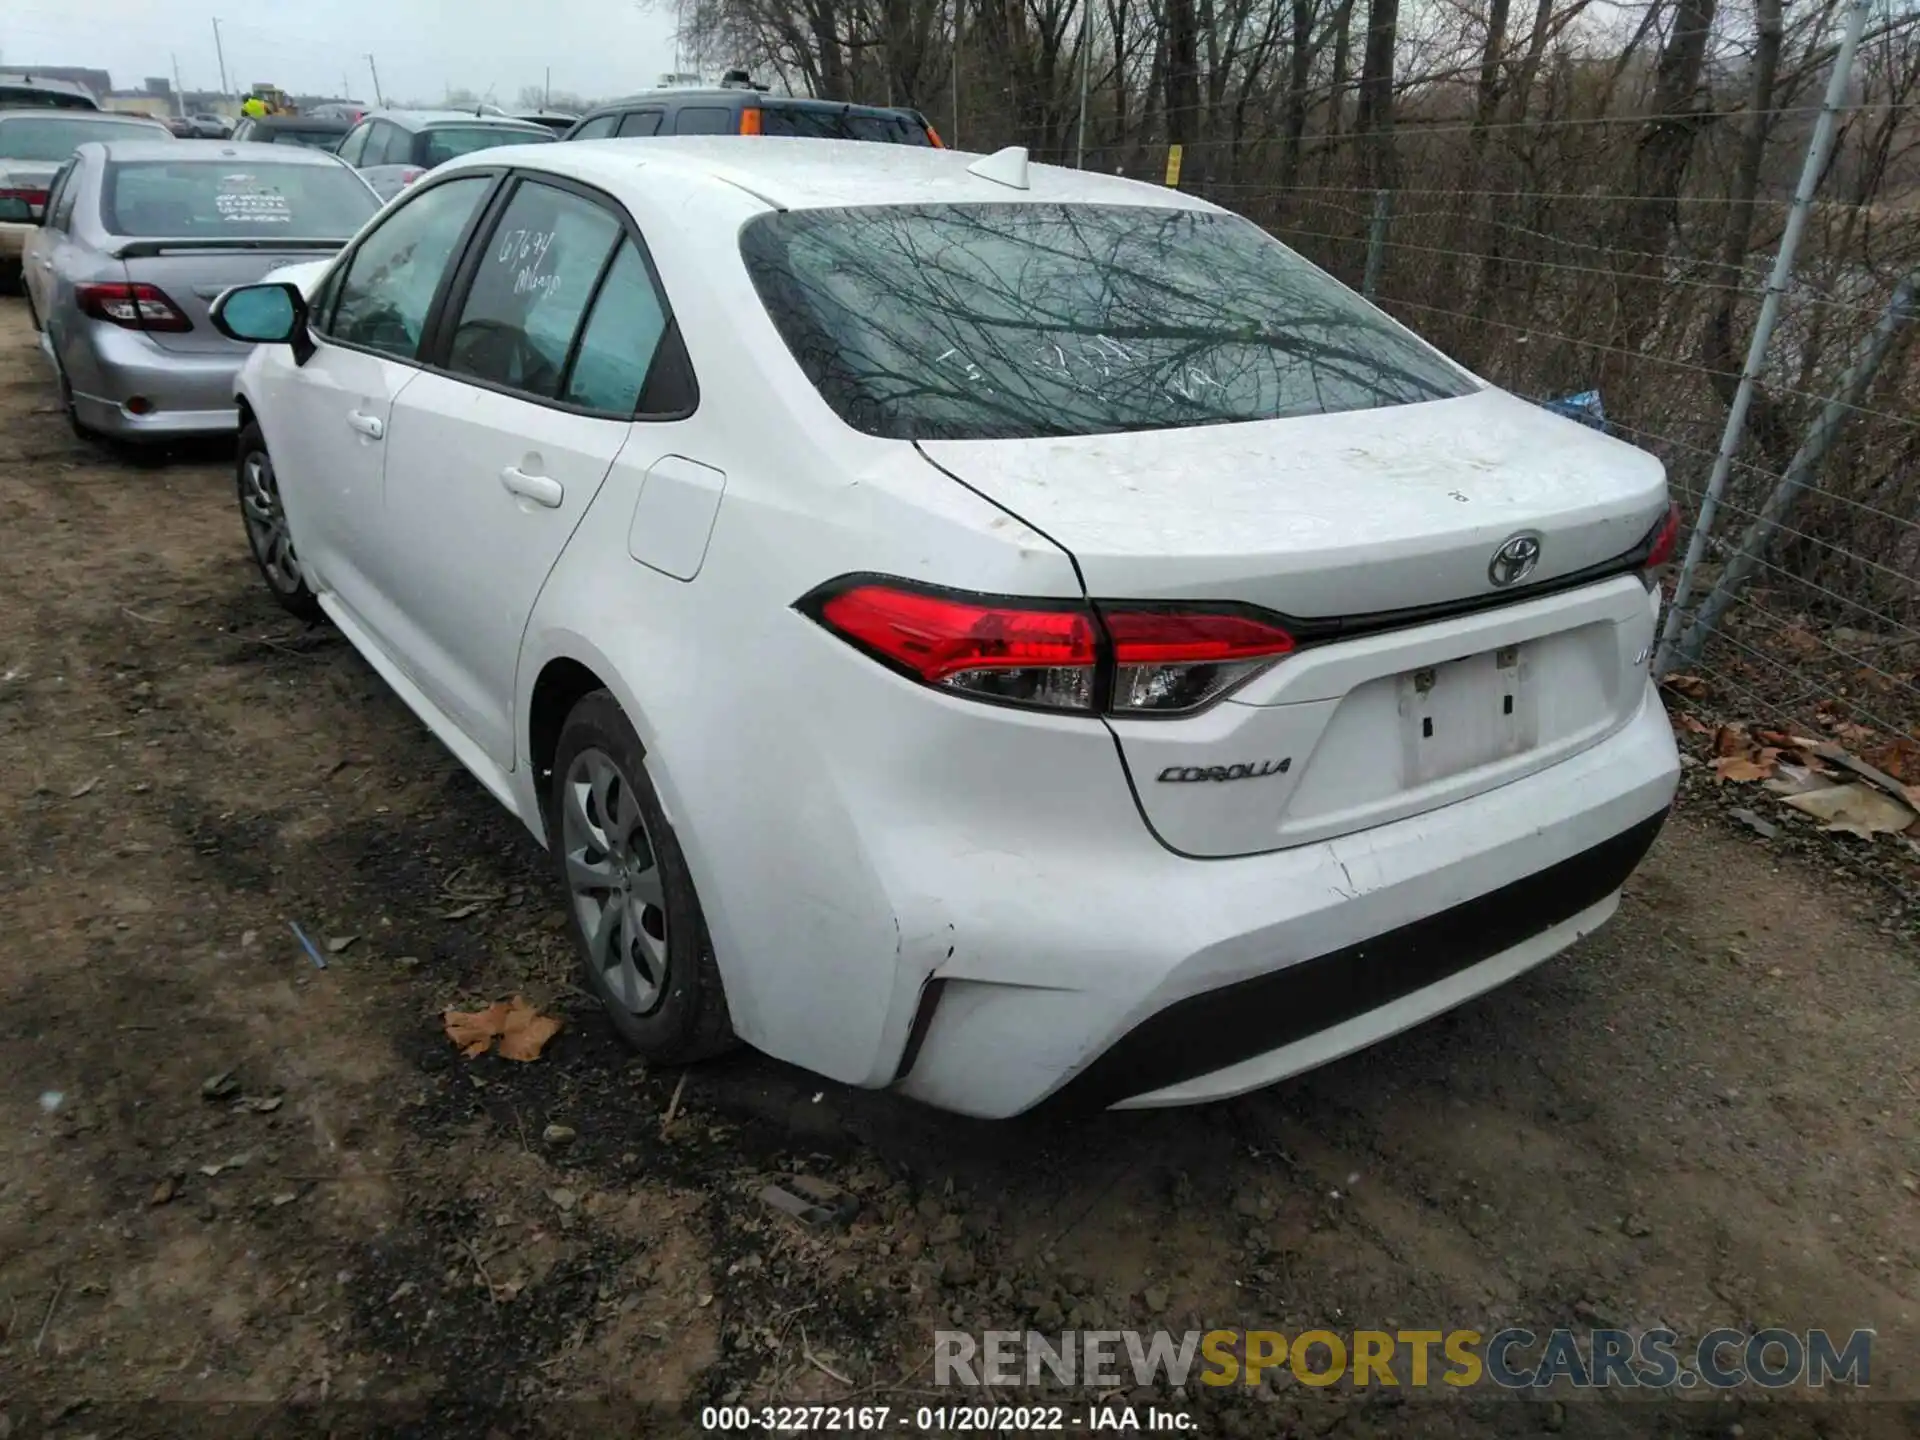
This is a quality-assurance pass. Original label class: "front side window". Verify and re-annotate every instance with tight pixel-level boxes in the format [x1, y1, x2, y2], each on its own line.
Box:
[742, 203, 1475, 441]
[443, 181, 622, 399]
[673, 107, 733, 136]
[418, 125, 552, 168]
[0, 116, 167, 161]
[563, 240, 670, 413]
[328, 174, 490, 359]
[616, 111, 662, 138]
[103, 160, 378, 238]
[570, 114, 617, 141]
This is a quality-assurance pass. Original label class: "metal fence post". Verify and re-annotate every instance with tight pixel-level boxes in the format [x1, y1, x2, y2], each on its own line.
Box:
[1653, 0, 1872, 675]
[1363, 189, 1392, 301]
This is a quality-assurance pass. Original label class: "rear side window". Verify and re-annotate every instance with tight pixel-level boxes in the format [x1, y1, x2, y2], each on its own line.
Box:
[742, 203, 1475, 441]
[673, 107, 733, 135]
[443, 181, 623, 399]
[570, 114, 617, 141]
[103, 160, 378, 237]
[563, 240, 670, 413]
[418, 125, 552, 167]
[336, 123, 370, 165]
[616, 111, 662, 138]
[0, 86, 96, 111]
[760, 105, 933, 146]
[328, 174, 490, 359]
[272, 128, 347, 151]
[374, 124, 414, 167]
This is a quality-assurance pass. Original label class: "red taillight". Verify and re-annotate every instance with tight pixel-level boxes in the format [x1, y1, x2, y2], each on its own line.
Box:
[807, 581, 1294, 715]
[0, 187, 49, 207]
[1643, 502, 1682, 570]
[76, 282, 192, 333]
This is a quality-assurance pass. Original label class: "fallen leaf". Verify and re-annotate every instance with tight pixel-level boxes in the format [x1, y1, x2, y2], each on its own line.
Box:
[1779, 783, 1918, 840]
[326, 934, 359, 955]
[1712, 725, 1750, 758]
[1763, 764, 1836, 798]
[1832, 722, 1878, 745]
[443, 996, 561, 1062]
[232, 1095, 283, 1114]
[68, 776, 99, 799]
[440, 901, 485, 921]
[1670, 711, 1713, 736]
[1713, 749, 1779, 783]
[150, 1176, 178, 1206]
[1661, 674, 1709, 699]
[1865, 738, 1919, 784]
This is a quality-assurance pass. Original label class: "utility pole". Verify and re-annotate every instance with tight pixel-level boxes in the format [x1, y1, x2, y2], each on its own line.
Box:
[365, 53, 385, 107]
[1074, 3, 1092, 167]
[210, 17, 232, 102]
[171, 52, 187, 117]
[544, 66, 551, 108]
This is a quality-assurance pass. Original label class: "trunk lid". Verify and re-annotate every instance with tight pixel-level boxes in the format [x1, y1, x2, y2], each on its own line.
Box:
[113, 240, 344, 354]
[918, 387, 1669, 857]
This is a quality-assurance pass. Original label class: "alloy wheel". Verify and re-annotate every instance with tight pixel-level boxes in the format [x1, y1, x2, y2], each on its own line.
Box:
[240, 448, 303, 594]
[561, 747, 669, 1015]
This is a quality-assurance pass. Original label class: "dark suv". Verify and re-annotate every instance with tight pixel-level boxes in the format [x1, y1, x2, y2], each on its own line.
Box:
[562, 83, 939, 147]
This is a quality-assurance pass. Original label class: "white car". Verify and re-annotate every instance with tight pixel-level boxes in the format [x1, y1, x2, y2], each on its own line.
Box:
[212, 137, 1681, 1118]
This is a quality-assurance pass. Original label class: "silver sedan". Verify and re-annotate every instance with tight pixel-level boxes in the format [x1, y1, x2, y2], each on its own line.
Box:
[21, 139, 380, 441]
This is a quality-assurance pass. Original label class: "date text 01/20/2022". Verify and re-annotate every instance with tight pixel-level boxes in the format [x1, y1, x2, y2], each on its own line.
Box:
[699, 1404, 1194, 1431]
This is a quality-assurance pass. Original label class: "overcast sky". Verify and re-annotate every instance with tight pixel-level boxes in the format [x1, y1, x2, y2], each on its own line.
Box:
[4, 0, 684, 106]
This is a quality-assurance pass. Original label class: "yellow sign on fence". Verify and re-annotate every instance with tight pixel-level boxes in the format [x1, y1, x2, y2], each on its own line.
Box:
[1164, 144, 1183, 187]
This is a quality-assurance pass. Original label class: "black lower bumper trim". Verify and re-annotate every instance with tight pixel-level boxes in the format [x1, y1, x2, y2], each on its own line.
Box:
[1046, 807, 1669, 1113]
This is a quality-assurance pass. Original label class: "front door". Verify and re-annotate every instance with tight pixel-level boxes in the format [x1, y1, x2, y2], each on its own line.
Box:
[284, 172, 496, 640]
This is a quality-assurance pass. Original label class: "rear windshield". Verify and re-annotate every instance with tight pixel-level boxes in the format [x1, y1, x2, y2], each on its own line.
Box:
[760, 104, 933, 145]
[742, 203, 1475, 441]
[264, 128, 345, 151]
[103, 160, 379, 237]
[0, 115, 166, 160]
[418, 125, 553, 167]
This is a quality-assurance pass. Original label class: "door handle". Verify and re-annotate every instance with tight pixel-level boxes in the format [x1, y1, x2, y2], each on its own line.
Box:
[346, 411, 384, 440]
[501, 466, 564, 509]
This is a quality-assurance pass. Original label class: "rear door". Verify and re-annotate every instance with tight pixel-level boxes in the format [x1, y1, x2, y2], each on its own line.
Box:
[270, 172, 496, 628]
[21, 159, 73, 316]
[371, 174, 657, 767]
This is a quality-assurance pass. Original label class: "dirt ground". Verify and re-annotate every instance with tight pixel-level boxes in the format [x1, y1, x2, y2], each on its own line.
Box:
[2, 295, 1918, 1440]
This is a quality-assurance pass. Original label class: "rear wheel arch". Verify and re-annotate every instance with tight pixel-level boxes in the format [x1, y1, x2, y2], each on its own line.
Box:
[529, 656, 610, 839]
[236, 394, 256, 431]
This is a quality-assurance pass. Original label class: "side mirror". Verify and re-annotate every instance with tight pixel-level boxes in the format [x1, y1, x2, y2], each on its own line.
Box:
[210, 282, 314, 363]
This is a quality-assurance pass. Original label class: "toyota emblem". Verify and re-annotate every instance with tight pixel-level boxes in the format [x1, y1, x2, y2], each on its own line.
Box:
[1488, 533, 1543, 588]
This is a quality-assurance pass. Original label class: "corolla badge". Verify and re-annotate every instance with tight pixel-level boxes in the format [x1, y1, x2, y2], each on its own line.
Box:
[1488, 532, 1543, 588]
[1157, 759, 1292, 783]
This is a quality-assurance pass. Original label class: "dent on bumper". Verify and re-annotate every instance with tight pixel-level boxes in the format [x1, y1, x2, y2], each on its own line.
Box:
[894, 685, 1680, 1118]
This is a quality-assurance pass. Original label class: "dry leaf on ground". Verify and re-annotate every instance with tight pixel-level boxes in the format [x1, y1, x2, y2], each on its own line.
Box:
[443, 996, 562, 1062]
[1661, 674, 1710, 699]
[1670, 711, 1713, 736]
[1713, 750, 1780, 783]
[1778, 783, 1919, 841]
[1712, 724, 1751, 758]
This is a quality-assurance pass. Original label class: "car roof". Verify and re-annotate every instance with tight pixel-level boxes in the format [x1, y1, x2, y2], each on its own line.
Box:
[365, 108, 554, 133]
[0, 74, 98, 104]
[0, 106, 168, 125]
[585, 89, 914, 117]
[95, 139, 350, 165]
[447, 135, 1215, 215]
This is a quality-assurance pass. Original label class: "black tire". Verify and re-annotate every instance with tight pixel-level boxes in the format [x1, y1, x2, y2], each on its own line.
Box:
[549, 690, 735, 1064]
[55, 363, 97, 441]
[0, 259, 21, 297]
[236, 421, 322, 621]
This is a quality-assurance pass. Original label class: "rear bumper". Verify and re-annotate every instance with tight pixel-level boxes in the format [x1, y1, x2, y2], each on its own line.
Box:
[893, 682, 1679, 1117]
[65, 324, 242, 439]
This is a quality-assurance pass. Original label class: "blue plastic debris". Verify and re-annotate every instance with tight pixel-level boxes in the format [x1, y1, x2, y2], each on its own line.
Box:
[288, 920, 328, 970]
[1541, 389, 1609, 433]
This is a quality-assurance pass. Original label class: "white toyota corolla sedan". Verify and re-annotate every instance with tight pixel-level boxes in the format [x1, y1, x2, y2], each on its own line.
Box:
[212, 137, 1681, 1118]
